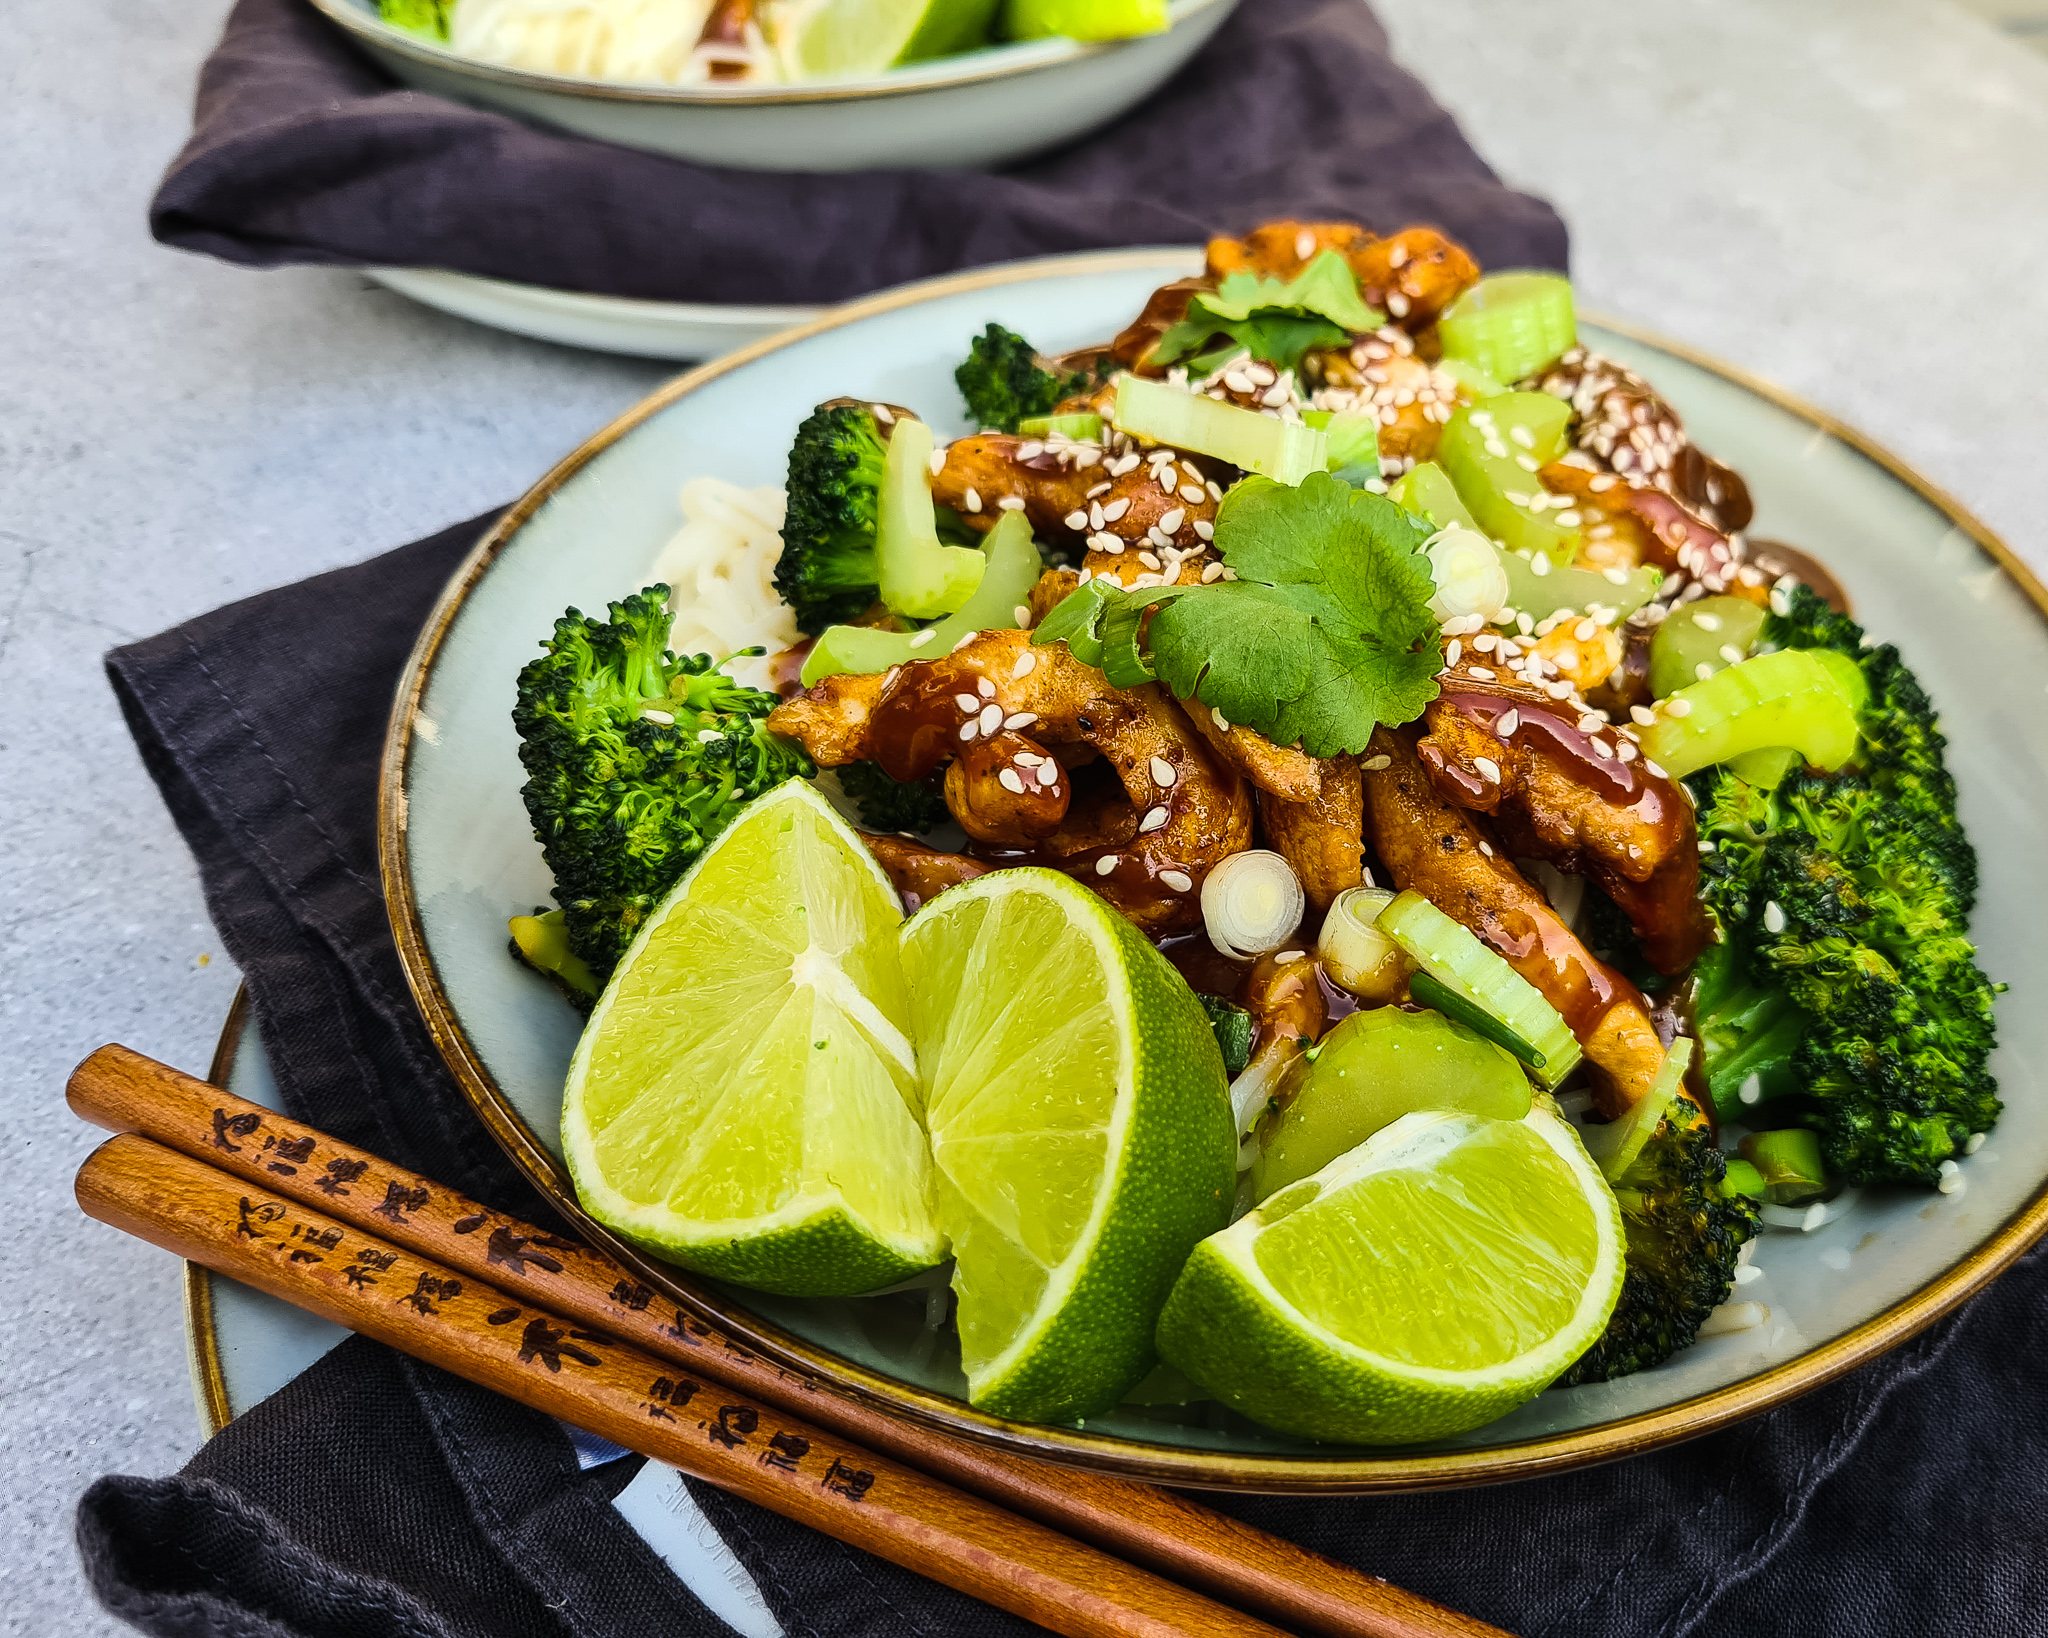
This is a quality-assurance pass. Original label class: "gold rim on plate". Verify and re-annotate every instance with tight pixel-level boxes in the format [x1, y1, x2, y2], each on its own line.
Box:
[182, 986, 253, 1439]
[305, 0, 1234, 107]
[376, 250, 2048, 1492]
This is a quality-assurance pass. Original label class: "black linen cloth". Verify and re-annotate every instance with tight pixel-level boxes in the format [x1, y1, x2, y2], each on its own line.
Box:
[150, 0, 1570, 306]
[84, 515, 2048, 1638]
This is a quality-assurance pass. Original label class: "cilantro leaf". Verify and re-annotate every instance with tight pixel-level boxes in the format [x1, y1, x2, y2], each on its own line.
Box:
[1152, 252, 1384, 373]
[1146, 473, 1441, 755]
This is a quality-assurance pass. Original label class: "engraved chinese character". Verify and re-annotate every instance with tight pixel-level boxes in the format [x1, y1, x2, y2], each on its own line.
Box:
[820, 1458, 874, 1502]
[211, 1109, 262, 1153]
[372, 1183, 431, 1225]
[610, 1280, 654, 1312]
[234, 1198, 285, 1239]
[264, 1135, 316, 1175]
[287, 1249, 324, 1264]
[760, 1432, 810, 1473]
[314, 1158, 369, 1196]
[305, 1226, 343, 1252]
[352, 1248, 398, 1273]
[343, 1264, 379, 1290]
[705, 1405, 758, 1450]
[516, 1318, 602, 1373]
[485, 1226, 566, 1277]
[642, 1375, 698, 1422]
[398, 1273, 462, 1315]
[452, 1213, 488, 1234]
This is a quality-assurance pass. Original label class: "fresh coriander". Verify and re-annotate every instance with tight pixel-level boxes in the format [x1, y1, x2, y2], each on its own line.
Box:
[1152, 252, 1384, 373]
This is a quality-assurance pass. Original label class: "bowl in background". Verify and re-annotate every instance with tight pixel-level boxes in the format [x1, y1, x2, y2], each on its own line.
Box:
[305, 0, 1239, 170]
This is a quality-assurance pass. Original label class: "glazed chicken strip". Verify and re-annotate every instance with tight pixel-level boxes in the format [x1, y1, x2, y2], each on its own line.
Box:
[932, 433, 1219, 578]
[1184, 705, 1324, 804]
[1359, 727, 1666, 1116]
[1203, 222, 1479, 330]
[1257, 756, 1364, 911]
[1415, 694, 1709, 974]
[860, 834, 987, 914]
[768, 630, 1251, 933]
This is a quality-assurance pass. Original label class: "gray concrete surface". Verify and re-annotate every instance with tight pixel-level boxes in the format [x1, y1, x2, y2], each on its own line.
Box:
[6, 0, 2048, 1630]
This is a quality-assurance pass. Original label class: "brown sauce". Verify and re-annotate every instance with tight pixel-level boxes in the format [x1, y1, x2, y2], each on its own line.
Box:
[1747, 538, 1852, 616]
[866, 667, 975, 784]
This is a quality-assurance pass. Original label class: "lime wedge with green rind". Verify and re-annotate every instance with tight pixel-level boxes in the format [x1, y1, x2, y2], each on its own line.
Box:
[1159, 1107, 1624, 1443]
[779, 0, 1000, 81]
[562, 779, 945, 1297]
[901, 867, 1234, 1423]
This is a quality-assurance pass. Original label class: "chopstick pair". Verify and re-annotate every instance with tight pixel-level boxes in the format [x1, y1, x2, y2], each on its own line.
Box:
[69, 1045, 1511, 1638]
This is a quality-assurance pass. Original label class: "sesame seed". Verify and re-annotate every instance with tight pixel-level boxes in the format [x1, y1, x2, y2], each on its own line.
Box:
[975, 676, 995, 700]
[1574, 618, 1598, 641]
[1763, 900, 1786, 934]
[1530, 554, 1552, 577]
[958, 721, 978, 742]
[998, 768, 1026, 794]
[1515, 454, 1540, 473]
[1036, 763, 1059, 788]
[909, 629, 937, 648]
[1261, 382, 1291, 407]
[1139, 805, 1169, 834]
[1223, 371, 1255, 394]
[954, 631, 980, 652]
[1158, 507, 1186, 535]
[1479, 840, 1494, 857]
[1077, 567, 1093, 585]
[929, 450, 946, 477]
[1467, 665, 1496, 681]
[1212, 707, 1231, 731]
[1631, 705, 1657, 727]
[1193, 520, 1215, 541]
[1014, 751, 1042, 767]
[1274, 949, 1307, 964]
[1589, 737, 1614, 758]
[953, 693, 980, 712]
[1966, 1132, 1986, 1155]
[1101, 496, 1131, 523]
[1363, 754, 1392, 771]
[1156, 868, 1191, 894]
[1692, 611, 1722, 632]
[1096, 854, 1118, 876]
[1295, 228, 1317, 261]
[1201, 560, 1226, 582]
[1444, 639, 1462, 668]
[1644, 757, 1668, 777]
[1018, 441, 1046, 461]
[1556, 511, 1582, 527]
[978, 703, 1003, 733]
[1473, 756, 1503, 783]
[1064, 509, 1089, 530]
[1545, 681, 1573, 699]
[1486, 440, 1511, 460]
[997, 495, 1026, 512]
[1696, 662, 1716, 681]
[1665, 697, 1692, 717]
[1087, 481, 1111, 499]
[1497, 708, 1520, 737]
[1090, 532, 1124, 553]
[1720, 644, 1746, 665]
[1012, 651, 1037, 679]
[1588, 474, 1617, 492]
[1012, 605, 1032, 628]
[1139, 551, 1162, 570]
[964, 487, 982, 513]
[1577, 712, 1605, 733]
[1180, 484, 1207, 504]
[641, 708, 675, 725]
[1150, 756, 1176, 786]
[1387, 291, 1410, 318]
[1554, 647, 1580, 670]
[1616, 740, 1639, 762]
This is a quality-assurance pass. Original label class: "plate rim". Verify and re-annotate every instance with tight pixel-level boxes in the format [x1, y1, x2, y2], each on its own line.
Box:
[181, 986, 254, 1440]
[306, 0, 1234, 107]
[377, 246, 2048, 1492]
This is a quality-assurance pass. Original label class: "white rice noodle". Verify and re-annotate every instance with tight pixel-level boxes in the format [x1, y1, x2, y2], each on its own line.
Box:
[646, 477, 798, 693]
[1759, 1185, 1861, 1234]
[450, 0, 775, 86]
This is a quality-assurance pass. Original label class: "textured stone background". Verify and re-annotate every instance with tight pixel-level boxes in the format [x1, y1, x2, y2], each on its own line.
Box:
[5, 0, 2046, 1629]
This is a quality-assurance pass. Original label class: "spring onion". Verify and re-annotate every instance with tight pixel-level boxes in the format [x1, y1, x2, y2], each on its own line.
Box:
[1314, 885, 1409, 1003]
[1422, 526, 1511, 625]
[1201, 849, 1306, 960]
[1407, 970, 1547, 1070]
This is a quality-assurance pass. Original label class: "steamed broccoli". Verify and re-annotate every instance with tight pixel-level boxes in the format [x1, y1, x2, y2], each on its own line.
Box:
[774, 401, 893, 635]
[837, 760, 950, 835]
[954, 325, 1095, 432]
[1691, 586, 2000, 1185]
[513, 586, 813, 981]
[1559, 1091, 1760, 1385]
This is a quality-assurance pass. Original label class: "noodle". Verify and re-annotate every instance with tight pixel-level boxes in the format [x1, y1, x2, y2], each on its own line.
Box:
[449, 0, 778, 85]
[648, 477, 799, 692]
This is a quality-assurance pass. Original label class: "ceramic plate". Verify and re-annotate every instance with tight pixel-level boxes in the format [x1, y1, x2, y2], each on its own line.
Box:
[379, 248, 2048, 1491]
[305, 0, 1238, 171]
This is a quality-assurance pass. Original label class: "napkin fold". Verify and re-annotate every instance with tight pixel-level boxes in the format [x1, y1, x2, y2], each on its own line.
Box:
[85, 513, 2048, 1638]
[149, 0, 1570, 306]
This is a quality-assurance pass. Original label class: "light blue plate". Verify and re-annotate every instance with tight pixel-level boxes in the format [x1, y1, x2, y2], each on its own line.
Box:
[379, 249, 2048, 1490]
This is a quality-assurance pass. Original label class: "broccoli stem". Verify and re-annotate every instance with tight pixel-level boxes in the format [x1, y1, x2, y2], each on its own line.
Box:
[1739, 1129, 1830, 1205]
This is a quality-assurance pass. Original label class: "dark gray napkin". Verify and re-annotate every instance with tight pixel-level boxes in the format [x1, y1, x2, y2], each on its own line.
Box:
[83, 510, 2048, 1638]
[149, 0, 1570, 305]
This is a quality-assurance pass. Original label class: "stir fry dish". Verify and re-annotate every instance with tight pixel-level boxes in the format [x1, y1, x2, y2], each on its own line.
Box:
[508, 221, 2000, 1444]
[379, 0, 1165, 88]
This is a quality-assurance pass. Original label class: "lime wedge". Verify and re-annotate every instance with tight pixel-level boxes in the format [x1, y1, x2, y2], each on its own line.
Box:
[562, 780, 945, 1297]
[1159, 1107, 1624, 1443]
[901, 868, 1234, 1422]
[777, 0, 1000, 80]
[1002, 0, 1169, 41]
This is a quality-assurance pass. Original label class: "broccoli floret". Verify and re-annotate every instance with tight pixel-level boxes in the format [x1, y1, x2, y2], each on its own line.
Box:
[954, 324, 1095, 433]
[774, 401, 893, 636]
[837, 760, 950, 835]
[1560, 1090, 1760, 1385]
[1690, 596, 2002, 1185]
[513, 586, 814, 980]
[378, 0, 451, 38]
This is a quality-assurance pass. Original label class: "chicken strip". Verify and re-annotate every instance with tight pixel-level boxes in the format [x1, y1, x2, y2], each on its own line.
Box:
[1258, 757, 1365, 910]
[1203, 222, 1478, 332]
[768, 630, 1250, 932]
[1359, 727, 1666, 1116]
[862, 834, 987, 914]
[1539, 461, 1739, 593]
[1185, 704, 1324, 804]
[1415, 694, 1709, 974]
[1302, 329, 1467, 475]
[932, 433, 1219, 578]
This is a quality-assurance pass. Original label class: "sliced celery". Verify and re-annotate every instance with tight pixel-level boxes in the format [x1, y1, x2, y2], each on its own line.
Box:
[1648, 595, 1766, 699]
[1720, 1158, 1769, 1201]
[1302, 408, 1380, 485]
[1637, 649, 1863, 779]
[1808, 647, 1871, 714]
[1407, 969, 1545, 1069]
[1437, 272, 1578, 385]
[1111, 374, 1327, 485]
[1498, 551, 1662, 626]
[1389, 461, 1480, 533]
[803, 509, 1040, 685]
[1739, 1128, 1830, 1205]
[1377, 888, 1582, 1087]
[876, 418, 988, 620]
[1016, 411, 1104, 441]
[1438, 394, 1582, 564]
[1434, 357, 1509, 402]
[1582, 1038, 1694, 1182]
[1728, 746, 1802, 788]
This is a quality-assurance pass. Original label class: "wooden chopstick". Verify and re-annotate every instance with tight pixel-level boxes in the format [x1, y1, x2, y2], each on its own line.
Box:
[69, 1044, 1513, 1638]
